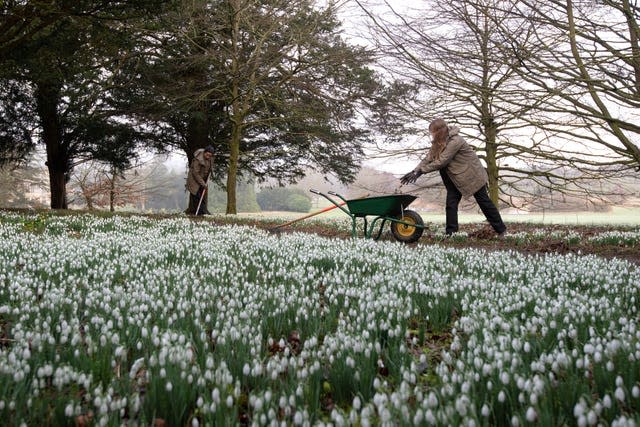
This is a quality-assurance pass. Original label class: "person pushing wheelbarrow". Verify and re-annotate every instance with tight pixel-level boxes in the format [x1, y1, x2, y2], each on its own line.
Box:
[186, 145, 215, 216]
[400, 118, 506, 237]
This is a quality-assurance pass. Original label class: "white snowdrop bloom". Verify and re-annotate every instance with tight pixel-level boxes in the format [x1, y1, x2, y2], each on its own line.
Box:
[500, 371, 510, 385]
[413, 409, 424, 424]
[526, 407, 537, 422]
[616, 376, 624, 387]
[577, 415, 587, 427]
[427, 392, 438, 408]
[603, 394, 612, 408]
[353, 396, 361, 410]
[226, 395, 234, 408]
[254, 396, 263, 411]
[293, 411, 303, 425]
[481, 402, 491, 417]
[615, 387, 625, 401]
[498, 391, 506, 403]
[165, 381, 173, 392]
[587, 410, 597, 426]
[511, 415, 520, 426]
[632, 385, 640, 398]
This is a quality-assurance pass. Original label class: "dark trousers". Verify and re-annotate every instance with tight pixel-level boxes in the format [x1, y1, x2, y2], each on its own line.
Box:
[440, 170, 506, 235]
[190, 187, 209, 215]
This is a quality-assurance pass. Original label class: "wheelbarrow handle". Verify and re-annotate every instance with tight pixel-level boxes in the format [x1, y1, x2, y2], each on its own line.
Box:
[328, 192, 348, 204]
[309, 189, 351, 216]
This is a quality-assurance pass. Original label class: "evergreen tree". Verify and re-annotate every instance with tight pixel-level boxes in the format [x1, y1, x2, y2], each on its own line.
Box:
[0, 1, 172, 209]
[114, 0, 380, 214]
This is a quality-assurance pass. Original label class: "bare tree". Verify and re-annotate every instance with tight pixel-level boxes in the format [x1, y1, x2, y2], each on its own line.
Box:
[493, 0, 640, 168]
[70, 159, 171, 212]
[355, 0, 551, 206]
[354, 0, 637, 210]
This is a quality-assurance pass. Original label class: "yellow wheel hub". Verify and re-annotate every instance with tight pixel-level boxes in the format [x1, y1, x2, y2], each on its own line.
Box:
[396, 216, 417, 237]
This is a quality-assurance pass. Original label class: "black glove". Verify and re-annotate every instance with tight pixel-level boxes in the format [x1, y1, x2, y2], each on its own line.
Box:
[400, 170, 422, 185]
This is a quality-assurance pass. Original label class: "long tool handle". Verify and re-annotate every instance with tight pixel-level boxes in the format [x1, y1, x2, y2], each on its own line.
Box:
[270, 200, 347, 230]
[195, 187, 207, 215]
[195, 170, 211, 215]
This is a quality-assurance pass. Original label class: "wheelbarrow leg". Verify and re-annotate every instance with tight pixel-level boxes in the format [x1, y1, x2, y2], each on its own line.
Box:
[373, 219, 388, 240]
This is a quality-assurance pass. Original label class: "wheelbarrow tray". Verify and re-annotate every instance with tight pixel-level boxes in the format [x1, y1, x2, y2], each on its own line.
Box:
[346, 194, 417, 217]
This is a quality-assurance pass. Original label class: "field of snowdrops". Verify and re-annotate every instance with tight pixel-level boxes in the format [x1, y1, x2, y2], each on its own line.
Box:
[0, 211, 639, 426]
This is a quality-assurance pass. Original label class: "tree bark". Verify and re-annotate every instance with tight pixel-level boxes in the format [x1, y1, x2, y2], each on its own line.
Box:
[621, 0, 640, 97]
[226, 120, 240, 215]
[482, 117, 500, 206]
[35, 81, 68, 209]
[109, 169, 116, 212]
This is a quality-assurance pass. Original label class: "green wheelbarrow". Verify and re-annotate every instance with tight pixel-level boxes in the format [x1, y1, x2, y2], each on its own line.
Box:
[310, 189, 425, 243]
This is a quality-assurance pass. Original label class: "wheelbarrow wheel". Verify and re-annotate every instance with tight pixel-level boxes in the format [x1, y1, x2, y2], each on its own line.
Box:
[390, 210, 424, 243]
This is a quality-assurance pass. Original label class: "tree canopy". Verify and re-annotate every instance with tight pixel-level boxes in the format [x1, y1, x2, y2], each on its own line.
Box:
[110, 0, 381, 213]
[0, 0, 173, 208]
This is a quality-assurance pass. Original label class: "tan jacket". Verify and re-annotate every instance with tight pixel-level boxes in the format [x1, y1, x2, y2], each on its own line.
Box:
[414, 126, 487, 197]
[186, 149, 214, 195]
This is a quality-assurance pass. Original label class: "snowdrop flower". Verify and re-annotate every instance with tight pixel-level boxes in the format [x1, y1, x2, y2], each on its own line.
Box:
[526, 407, 537, 422]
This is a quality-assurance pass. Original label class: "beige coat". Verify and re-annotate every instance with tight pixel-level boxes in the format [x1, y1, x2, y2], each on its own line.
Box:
[186, 149, 214, 195]
[414, 126, 487, 197]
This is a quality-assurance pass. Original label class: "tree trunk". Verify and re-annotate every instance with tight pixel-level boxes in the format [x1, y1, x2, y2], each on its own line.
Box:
[81, 186, 94, 210]
[35, 81, 68, 209]
[621, 0, 640, 97]
[226, 120, 240, 215]
[109, 169, 116, 212]
[227, 4, 242, 216]
[484, 122, 500, 206]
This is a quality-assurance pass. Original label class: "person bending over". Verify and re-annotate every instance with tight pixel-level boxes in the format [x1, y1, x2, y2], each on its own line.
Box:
[400, 118, 506, 236]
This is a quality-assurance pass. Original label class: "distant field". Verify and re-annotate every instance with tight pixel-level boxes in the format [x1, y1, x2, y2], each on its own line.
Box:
[241, 206, 640, 226]
[430, 206, 640, 226]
